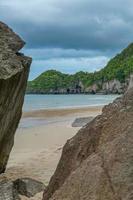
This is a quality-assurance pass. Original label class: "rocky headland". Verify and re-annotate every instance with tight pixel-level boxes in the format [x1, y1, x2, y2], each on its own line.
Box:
[27, 43, 133, 95]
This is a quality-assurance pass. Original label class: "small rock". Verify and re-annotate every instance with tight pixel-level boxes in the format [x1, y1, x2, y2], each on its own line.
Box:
[0, 179, 20, 200]
[72, 117, 93, 127]
[14, 178, 45, 198]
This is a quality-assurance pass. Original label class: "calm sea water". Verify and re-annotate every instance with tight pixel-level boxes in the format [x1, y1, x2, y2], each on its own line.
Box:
[19, 94, 120, 129]
[23, 94, 120, 112]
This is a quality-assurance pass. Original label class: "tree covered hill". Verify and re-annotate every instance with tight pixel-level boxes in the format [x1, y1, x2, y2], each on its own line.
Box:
[27, 43, 133, 94]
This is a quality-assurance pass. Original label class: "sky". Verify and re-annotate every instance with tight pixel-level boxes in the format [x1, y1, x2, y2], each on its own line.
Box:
[1, 0, 133, 80]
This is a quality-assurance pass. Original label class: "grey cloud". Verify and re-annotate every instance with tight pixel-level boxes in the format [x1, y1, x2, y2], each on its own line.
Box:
[1, 0, 133, 51]
[1, 0, 133, 79]
[23, 48, 112, 60]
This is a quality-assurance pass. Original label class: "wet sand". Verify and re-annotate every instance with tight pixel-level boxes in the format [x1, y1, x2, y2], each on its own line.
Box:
[22, 105, 103, 118]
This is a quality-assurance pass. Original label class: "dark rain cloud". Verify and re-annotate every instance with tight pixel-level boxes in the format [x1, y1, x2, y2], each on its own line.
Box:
[1, 0, 133, 79]
[1, 0, 133, 51]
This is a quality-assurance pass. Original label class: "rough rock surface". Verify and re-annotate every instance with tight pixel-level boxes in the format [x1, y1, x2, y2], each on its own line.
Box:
[14, 178, 45, 198]
[0, 22, 31, 173]
[43, 88, 133, 200]
[0, 179, 20, 200]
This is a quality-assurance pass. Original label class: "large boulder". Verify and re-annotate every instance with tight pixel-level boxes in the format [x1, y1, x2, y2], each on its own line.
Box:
[0, 22, 32, 173]
[14, 178, 45, 198]
[43, 88, 133, 200]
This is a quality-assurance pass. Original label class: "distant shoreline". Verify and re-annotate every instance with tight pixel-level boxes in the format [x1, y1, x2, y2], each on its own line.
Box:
[26, 92, 121, 95]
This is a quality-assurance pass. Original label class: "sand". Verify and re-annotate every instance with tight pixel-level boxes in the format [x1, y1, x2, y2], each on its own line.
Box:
[22, 105, 102, 118]
[4, 106, 102, 199]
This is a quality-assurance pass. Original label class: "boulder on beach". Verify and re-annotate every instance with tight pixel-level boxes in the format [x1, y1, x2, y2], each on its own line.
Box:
[14, 178, 45, 198]
[72, 117, 94, 127]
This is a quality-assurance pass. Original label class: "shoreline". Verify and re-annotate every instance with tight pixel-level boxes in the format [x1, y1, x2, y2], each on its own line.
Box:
[19, 106, 103, 129]
[26, 92, 121, 95]
[22, 105, 103, 119]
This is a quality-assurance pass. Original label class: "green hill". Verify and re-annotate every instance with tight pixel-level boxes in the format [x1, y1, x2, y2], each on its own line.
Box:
[27, 43, 133, 94]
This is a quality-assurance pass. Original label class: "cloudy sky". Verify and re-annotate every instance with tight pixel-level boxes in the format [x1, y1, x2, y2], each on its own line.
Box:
[1, 0, 133, 80]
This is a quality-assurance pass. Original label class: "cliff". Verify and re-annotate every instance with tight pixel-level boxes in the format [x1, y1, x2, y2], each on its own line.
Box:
[27, 43, 133, 94]
[86, 74, 132, 94]
[27, 72, 133, 95]
[43, 87, 133, 200]
[0, 22, 31, 173]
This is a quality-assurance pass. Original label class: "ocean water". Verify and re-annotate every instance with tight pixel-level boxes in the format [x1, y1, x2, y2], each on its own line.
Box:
[19, 94, 120, 129]
[23, 94, 120, 112]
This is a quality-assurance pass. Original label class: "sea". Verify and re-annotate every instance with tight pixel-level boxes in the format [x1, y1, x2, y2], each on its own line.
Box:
[23, 94, 120, 111]
[19, 94, 120, 129]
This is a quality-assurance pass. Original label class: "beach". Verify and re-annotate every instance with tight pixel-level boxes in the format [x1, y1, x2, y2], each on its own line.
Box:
[22, 105, 102, 118]
[4, 106, 102, 199]
[7, 106, 102, 179]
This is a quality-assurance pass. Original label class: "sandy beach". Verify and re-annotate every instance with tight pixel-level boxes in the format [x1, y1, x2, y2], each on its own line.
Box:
[22, 105, 103, 118]
[4, 106, 102, 199]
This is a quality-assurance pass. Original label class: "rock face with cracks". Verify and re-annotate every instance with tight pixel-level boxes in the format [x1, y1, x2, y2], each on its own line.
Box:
[0, 22, 31, 173]
[43, 88, 133, 200]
